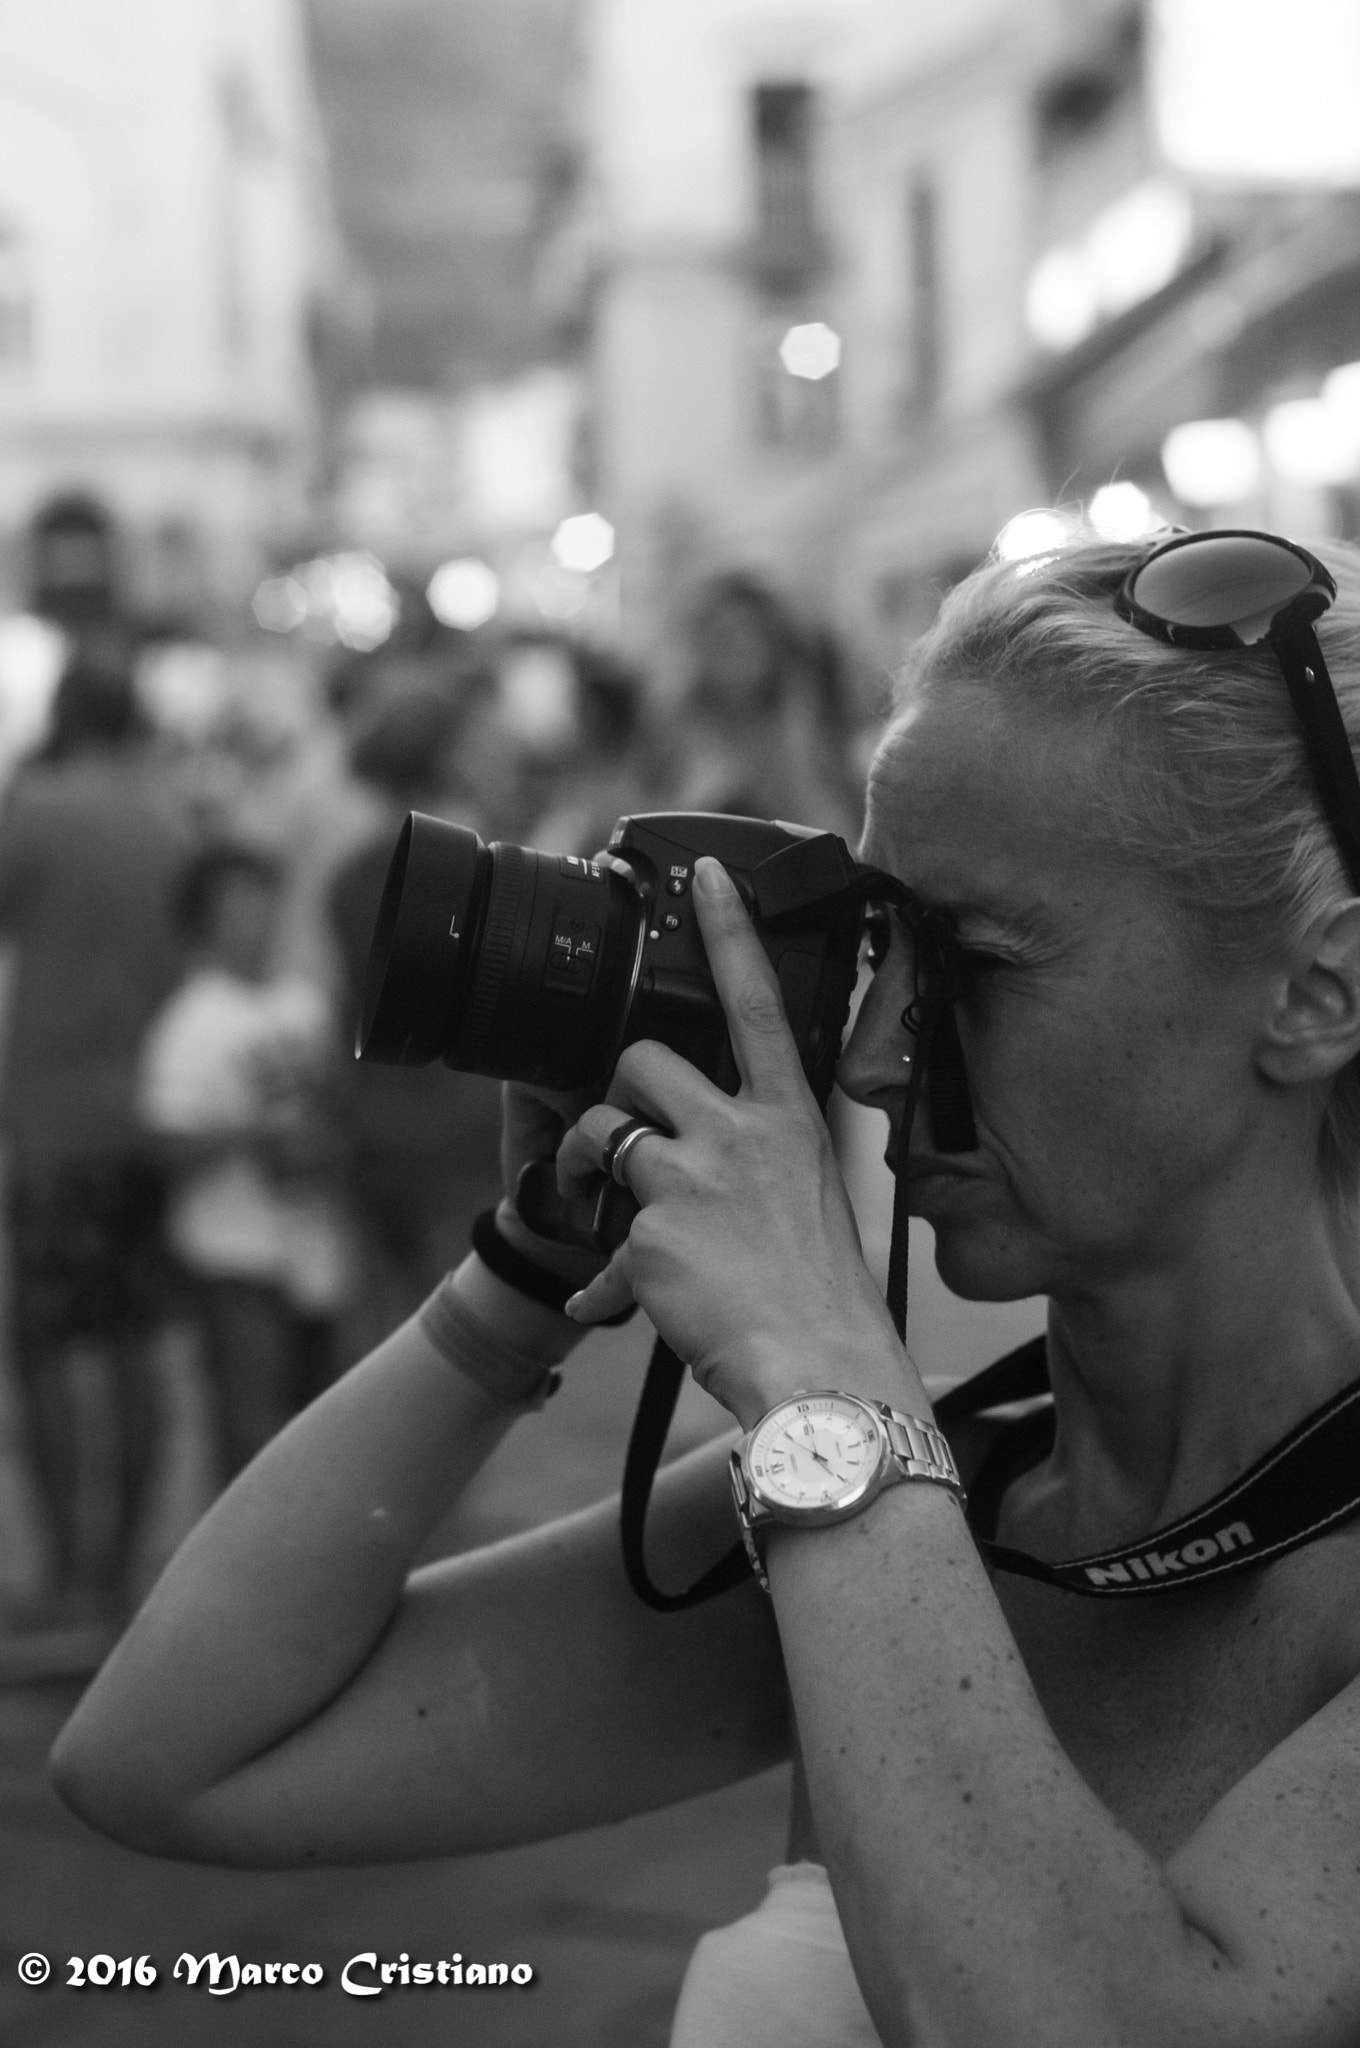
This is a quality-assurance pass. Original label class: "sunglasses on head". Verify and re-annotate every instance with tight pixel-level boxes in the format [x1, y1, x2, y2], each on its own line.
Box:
[1116, 528, 1360, 895]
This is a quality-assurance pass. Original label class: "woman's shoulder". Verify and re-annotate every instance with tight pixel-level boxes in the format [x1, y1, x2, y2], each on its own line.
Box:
[937, 1402, 1053, 1518]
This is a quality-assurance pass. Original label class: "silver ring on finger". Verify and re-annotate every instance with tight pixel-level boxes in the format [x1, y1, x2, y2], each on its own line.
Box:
[601, 1116, 673, 1189]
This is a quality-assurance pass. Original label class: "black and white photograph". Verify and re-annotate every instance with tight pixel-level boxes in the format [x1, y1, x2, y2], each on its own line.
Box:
[3, 1, 1360, 2042]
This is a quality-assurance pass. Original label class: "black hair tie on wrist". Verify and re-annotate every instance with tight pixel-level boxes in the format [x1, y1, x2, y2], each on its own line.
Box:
[471, 1210, 638, 1327]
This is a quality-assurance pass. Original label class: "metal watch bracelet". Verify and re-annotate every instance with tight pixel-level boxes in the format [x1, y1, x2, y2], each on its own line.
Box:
[878, 1404, 965, 1491]
[732, 1396, 966, 1593]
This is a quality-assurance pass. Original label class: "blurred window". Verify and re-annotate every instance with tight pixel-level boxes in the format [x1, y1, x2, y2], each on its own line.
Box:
[751, 82, 823, 294]
[0, 217, 33, 373]
[29, 496, 118, 628]
[1034, 6, 1142, 159]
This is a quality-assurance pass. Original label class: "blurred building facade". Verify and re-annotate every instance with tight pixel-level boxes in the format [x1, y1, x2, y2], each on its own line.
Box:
[303, 0, 595, 610]
[0, 0, 339, 636]
[571, 0, 1360, 673]
[573, 0, 1055, 670]
[1025, 5, 1360, 545]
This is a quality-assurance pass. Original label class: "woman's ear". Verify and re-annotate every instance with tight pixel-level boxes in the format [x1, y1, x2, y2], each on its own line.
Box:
[1257, 903, 1360, 1086]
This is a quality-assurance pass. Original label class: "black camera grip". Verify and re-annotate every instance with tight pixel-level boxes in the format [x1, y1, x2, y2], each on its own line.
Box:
[513, 1158, 640, 1255]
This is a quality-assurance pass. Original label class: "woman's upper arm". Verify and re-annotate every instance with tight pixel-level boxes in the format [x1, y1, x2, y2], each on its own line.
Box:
[139, 1434, 789, 1867]
[1160, 1671, 1360, 2040]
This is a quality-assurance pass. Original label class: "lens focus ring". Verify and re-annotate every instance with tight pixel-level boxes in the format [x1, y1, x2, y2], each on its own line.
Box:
[459, 843, 529, 1068]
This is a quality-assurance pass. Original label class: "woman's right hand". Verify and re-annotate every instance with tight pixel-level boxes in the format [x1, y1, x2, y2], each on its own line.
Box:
[497, 1079, 615, 1286]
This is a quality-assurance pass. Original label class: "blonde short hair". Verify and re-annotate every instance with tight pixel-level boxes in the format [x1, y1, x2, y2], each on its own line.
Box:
[890, 531, 1360, 1197]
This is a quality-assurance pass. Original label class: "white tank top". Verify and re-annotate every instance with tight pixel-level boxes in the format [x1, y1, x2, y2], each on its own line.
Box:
[668, 1861, 881, 2047]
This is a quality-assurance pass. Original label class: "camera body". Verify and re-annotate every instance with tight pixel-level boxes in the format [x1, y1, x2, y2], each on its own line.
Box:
[597, 811, 865, 1105]
[359, 809, 867, 1109]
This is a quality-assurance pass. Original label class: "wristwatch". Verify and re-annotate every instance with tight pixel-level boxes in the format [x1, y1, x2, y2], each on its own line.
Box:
[729, 1390, 966, 1592]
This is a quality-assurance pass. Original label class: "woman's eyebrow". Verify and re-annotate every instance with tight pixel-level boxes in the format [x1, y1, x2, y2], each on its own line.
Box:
[887, 887, 1045, 946]
[858, 837, 1049, 944]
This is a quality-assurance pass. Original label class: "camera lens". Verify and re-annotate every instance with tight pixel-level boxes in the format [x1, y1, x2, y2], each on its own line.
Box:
[358, 813, 645, 1090]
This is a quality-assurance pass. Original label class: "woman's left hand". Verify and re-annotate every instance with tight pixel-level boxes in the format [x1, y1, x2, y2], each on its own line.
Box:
[555, 856, 902, 1425]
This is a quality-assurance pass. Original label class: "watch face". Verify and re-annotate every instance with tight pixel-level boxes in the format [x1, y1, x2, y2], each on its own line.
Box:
[745, 1395, 887, 1518]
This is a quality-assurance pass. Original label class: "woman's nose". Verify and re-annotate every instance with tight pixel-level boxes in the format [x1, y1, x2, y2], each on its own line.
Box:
[837, 962, 910, 1109]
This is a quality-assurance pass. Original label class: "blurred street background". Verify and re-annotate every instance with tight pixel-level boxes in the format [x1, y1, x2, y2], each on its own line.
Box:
[1, 0, 1359, 2038]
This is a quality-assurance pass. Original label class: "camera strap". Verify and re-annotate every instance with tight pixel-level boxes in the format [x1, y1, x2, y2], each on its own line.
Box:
[619, 1337, 752, 1609]
[936, 1336, 1360, 1596]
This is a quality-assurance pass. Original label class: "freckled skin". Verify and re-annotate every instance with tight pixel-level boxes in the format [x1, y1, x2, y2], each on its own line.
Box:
[840, 689, 1286, 1309]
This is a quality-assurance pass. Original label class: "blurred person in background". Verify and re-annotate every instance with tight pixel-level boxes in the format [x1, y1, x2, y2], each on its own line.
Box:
[215, 649, 388, 998]
[139, 844, 348, 1481]
[328, 679, 505, 1360]
[526, 641, 667, 857]
[660, 570, 866, 844]
[456, 633, 587, 845]
[0, 652, 190, 1626]
[659, 573, 876, 1180]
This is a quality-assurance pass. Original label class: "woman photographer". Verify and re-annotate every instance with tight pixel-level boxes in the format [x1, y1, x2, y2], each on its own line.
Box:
[50, 529, 1360, 2048]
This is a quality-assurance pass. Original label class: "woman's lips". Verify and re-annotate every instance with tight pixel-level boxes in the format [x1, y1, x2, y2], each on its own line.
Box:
[885, 1143, 980, 1180]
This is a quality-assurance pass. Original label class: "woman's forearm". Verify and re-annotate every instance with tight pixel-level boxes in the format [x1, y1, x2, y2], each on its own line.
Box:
[52, 1255, 587, 1830]
[769, 1475, 1225, 2048]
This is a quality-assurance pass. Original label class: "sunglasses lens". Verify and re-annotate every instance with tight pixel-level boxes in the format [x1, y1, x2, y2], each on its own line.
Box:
[1131, 534, 1313, 641]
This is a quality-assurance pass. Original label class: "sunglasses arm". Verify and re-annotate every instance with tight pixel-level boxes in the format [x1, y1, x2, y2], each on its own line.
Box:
[1270, 617, 1360, 896]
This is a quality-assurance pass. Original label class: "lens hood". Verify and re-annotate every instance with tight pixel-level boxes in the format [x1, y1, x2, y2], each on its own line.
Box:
[357, 812, 488, 1065]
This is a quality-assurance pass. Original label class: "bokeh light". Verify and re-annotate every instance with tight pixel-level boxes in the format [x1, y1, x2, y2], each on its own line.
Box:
[996, 509, 1075, 561]
[0, 613, 65, 768]
[778, 322, 842, 381]
[1160, 419, 1260, 506]
[251, 576, 308, 634]
[1087, 482, 1160, 541]
[1322, 361, 1360, 445]
[251, 553, 399, 650]
[1025, 248, 1097, 352]
[310, 553, 399, 651]
[1263, 399, 1360, 487]
[1026, 181, 1191, 351]
[550, 512, 615, 574]
[427, 556, 500, 630]
[1085, 182, 1192, 319]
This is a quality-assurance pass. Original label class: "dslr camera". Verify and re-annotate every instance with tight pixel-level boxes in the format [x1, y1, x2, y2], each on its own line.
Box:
[358, 811, 875, 1246]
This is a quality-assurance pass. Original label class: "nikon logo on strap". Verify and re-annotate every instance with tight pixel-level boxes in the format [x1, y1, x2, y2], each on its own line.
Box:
[1081, 1521, 1254, 1589]
[936, 1336, 1360, 1599]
